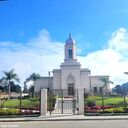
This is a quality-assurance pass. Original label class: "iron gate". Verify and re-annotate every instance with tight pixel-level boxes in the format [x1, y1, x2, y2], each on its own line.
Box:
[47, 89, 78, 115]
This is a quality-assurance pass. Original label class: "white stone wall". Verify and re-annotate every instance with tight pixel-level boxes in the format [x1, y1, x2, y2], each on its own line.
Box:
[34, 34, 110, 96]
[61, 66, 81, 89]
[35, 77, 53, 93]
[91, 75, 110, 93]
[80, 69, 90, 91]
[53, 69, 61, 89]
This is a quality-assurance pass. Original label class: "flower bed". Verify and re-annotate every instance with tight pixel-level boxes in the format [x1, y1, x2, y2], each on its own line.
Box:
[85, 105, 128, 113]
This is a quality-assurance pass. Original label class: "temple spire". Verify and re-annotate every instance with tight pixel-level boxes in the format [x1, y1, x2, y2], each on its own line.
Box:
[69, 33, 72, 39]
[65, 33, 77, 62]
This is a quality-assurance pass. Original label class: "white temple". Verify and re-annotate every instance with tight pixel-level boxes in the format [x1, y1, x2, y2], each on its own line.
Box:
[35, 34, 110, 95]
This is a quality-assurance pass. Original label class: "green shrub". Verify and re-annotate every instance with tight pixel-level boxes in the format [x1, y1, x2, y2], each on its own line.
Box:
[86, 100, 96, 107]
[100, 108, 113, 113]
[113, 107, 124, 113]
[47, 92, 56, 111]
[84, 93, 89, 99]
[0, 108, 20, 115]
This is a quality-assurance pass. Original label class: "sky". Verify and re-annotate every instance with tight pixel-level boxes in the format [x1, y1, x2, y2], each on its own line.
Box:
[1, 0, 128, 88]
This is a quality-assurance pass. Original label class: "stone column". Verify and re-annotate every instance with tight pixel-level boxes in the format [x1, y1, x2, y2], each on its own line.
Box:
[40, 88, 47, 116]
[78, 88, 84, 115]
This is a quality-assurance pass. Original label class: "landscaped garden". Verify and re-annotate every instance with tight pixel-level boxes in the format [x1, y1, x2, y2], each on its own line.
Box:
[0, 97, 40, 116]
[0, 93, 56, 116]
[84, 96, 128, 114]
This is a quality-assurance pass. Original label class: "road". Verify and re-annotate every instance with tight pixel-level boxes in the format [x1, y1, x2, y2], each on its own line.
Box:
[0, 120, 128, 128]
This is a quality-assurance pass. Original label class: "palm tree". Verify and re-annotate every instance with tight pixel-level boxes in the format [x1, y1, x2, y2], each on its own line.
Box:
[100, 77, 113, 112]
[0, 69, 20, 99]
[25, 73, 41, 97]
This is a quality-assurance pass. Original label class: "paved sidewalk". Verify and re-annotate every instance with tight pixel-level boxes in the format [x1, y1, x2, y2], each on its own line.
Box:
[0, 114, 128, 122]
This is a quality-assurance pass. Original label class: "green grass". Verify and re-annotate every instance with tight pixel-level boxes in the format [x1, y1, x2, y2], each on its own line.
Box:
[86, 96, 128, 106]
[3, 96, 128, 109]
[3, 97, 39, 109]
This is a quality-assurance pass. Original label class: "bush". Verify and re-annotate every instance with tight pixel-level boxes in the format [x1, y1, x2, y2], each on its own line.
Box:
[47, 92, 56, 111]
[125, 108, 128, 113]
[84, 106, 90, 111]
[101, 105, 112, 109]
[84, 93, 89, 99]
[100, 108, 113, 113]
[90, 106, 101, 110]
[86, 100, 96, 107]
[0, 108, 19, 115]
[85, 109, 98, 113]
[113, 107, 124, 113]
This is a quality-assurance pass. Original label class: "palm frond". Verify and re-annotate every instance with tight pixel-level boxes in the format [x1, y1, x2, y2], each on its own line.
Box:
[99, 77, 113, 88]
[14, 77, 20, 83]
[1, 69, 20, 83]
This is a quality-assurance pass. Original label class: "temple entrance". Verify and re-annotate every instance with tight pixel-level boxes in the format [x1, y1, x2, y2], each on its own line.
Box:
[68, 84, 74, 95]
[47, 89, 78, 115]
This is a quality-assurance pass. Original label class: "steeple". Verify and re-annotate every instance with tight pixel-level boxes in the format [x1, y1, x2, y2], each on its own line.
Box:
[64, 33, 77, 62]
[69, 33, 72, 39]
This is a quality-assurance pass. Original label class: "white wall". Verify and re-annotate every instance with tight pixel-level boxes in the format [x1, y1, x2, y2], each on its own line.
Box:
[80, 69, 90, 91]
[53, 69, 61, 89]
[35, 77, 53, 93]
[91, 76, 110, 93]
[61, 66, 80, 89]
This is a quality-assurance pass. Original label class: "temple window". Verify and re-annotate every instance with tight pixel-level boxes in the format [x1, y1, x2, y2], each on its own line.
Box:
[69, 49, 73, 59]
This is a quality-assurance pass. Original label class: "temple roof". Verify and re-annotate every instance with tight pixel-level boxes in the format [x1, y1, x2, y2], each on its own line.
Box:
[66, 33, 75, 45]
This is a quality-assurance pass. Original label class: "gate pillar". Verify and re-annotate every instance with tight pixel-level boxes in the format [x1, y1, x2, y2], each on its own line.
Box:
[40, 88, 47, 116]
[78, 88, 84, 115]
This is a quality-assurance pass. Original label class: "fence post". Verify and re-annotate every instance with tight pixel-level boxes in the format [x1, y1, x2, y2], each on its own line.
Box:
[61, 89, 64, 114]
[78, 88, 84, 115]
[40, 88, 47, 116]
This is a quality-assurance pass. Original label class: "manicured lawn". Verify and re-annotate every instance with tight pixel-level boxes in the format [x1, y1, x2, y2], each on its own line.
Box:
[3, 97, 39, 109]
[3, 96, 128, 109]
[86, 96, 128, 106]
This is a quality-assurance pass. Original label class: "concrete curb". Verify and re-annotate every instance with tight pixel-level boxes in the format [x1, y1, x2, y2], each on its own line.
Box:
[0, 115, 128, 122]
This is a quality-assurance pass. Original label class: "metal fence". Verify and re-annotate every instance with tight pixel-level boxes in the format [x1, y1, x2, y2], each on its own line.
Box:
[84, 89, 128, 114]
[0, 92, 40, 117]
[47, 89, 78, 115]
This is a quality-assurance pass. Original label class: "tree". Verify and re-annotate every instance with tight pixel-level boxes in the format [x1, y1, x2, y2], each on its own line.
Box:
[0, 86, 4, 92]
[0, 69, 20, 99]
[114, 85, 123, 94]
[29, 85, 34, 98]
[100, 77, 113, 112]
[23, 82, 29, 93]
[9, 81, 21, 93]
[25, 73, 41, 97]
[123, 72, 128, 109]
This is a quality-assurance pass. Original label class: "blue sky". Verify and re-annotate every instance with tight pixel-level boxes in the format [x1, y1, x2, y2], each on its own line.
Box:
[1, 0, 128, 87]
[1, 0, 128, 51]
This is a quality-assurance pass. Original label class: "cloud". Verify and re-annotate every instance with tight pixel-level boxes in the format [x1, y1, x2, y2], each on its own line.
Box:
[78, 27, 128, 87]
[1, 28, 128, 89]
[0, 29, 64, 87]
